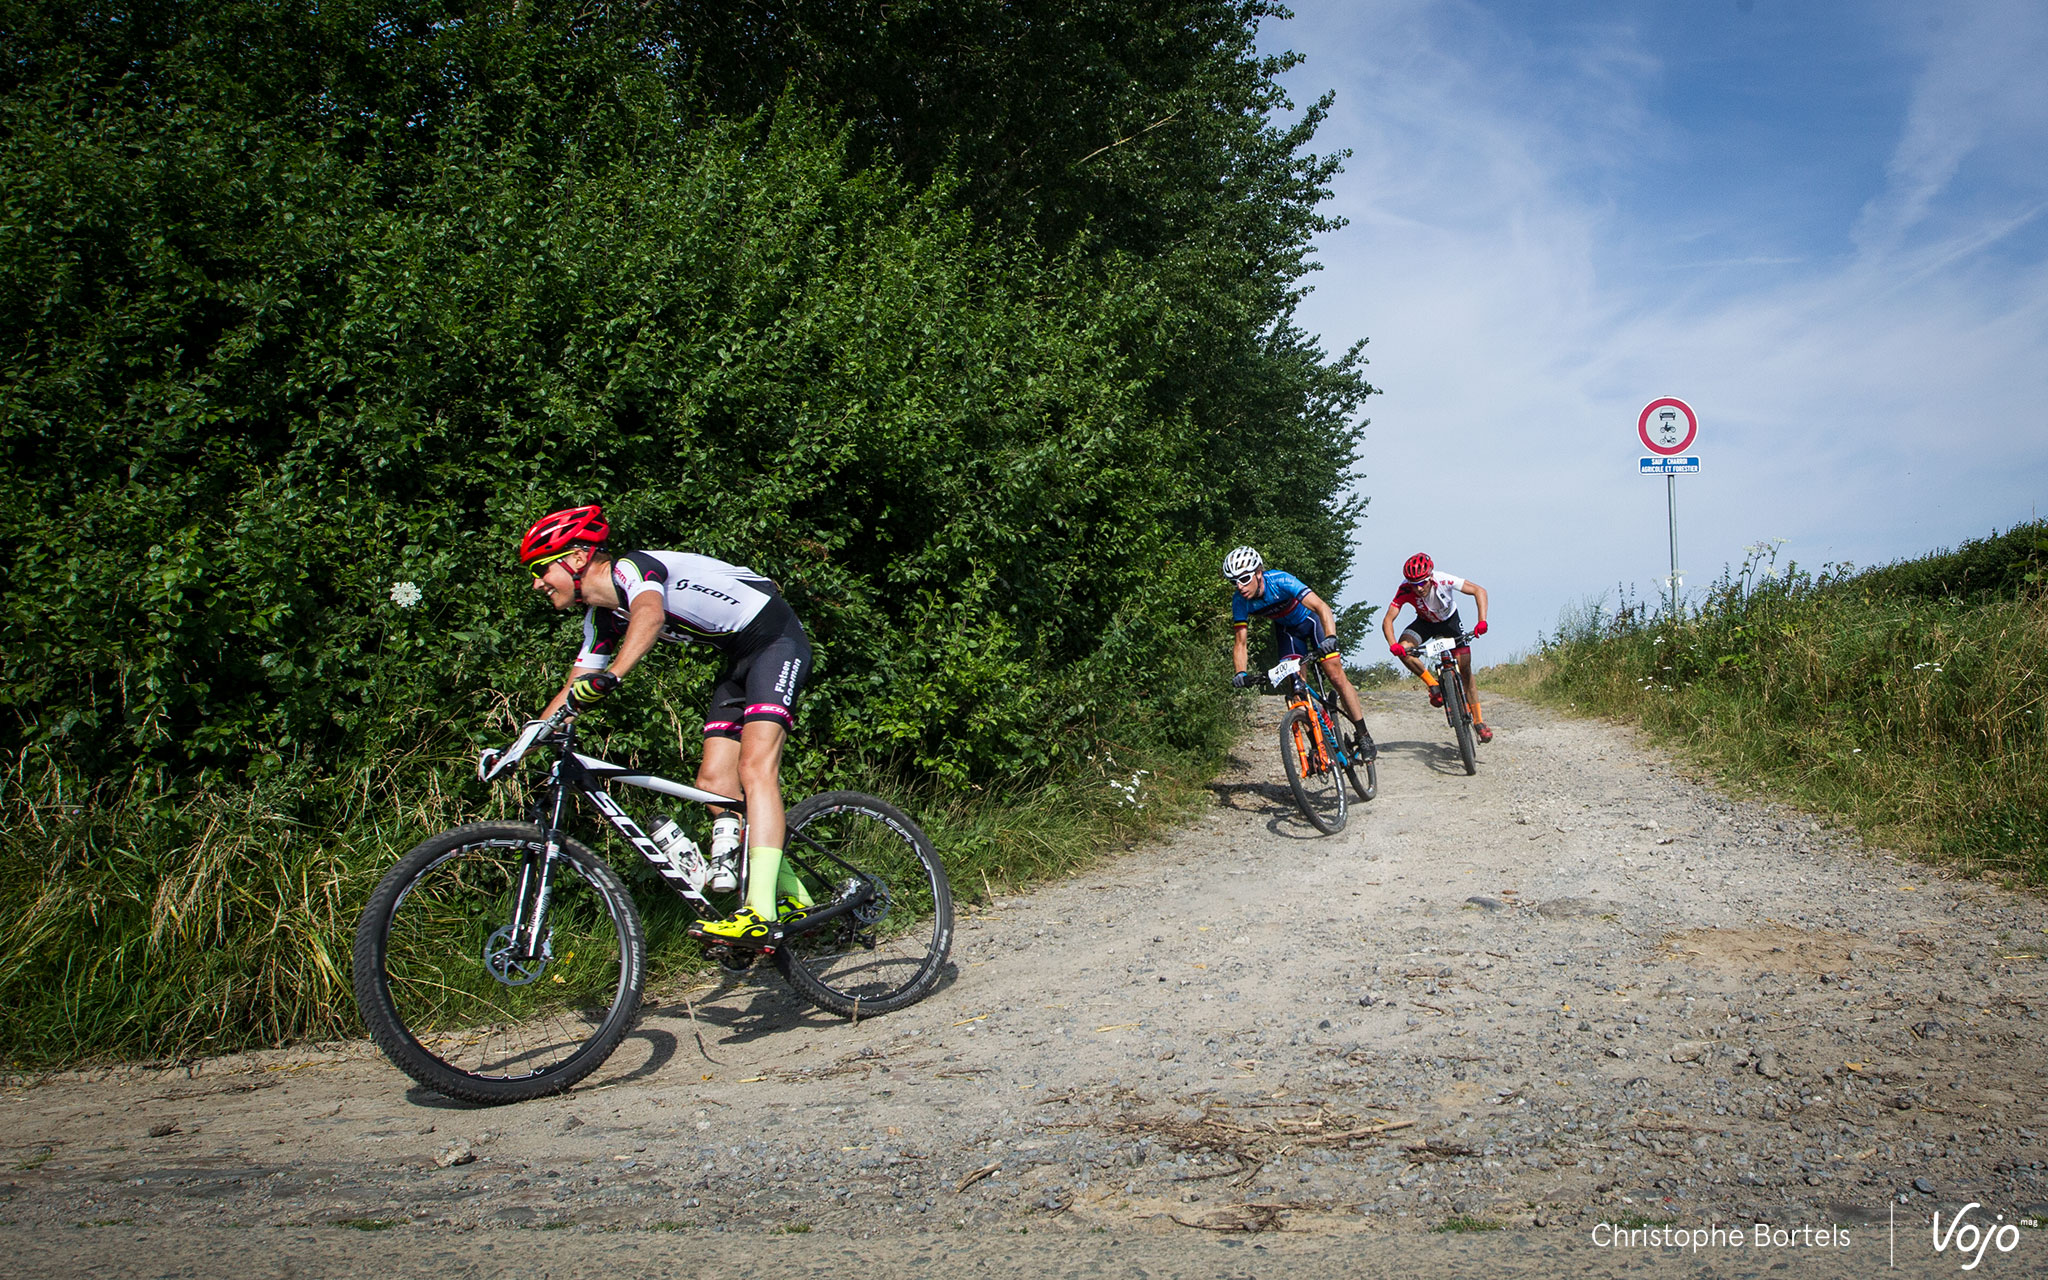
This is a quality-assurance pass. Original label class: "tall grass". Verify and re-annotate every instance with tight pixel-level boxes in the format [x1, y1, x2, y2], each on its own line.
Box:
[1493, 528, 2048, 884]
[0, 640, 1240, 1069]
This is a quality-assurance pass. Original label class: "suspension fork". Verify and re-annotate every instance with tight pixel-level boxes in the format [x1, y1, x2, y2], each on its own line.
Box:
[1285, 679, 1328, 770]
[510, 735, 578, 961]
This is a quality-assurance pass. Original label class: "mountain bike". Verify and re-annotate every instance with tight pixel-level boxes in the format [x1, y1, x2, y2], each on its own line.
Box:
[1417, 633, 1478, 775]
[1267, 654, 1377, 834]
[351, 694, 953, 1105]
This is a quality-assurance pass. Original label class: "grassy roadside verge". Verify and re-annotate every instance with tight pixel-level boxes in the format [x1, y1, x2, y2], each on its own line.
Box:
[1488, 531, 2047, 887]
[0, 699, 1238, 1071]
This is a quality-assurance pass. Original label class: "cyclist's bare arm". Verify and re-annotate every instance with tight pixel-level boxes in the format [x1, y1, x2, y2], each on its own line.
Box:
[539, 593, 666, 718]
[1230, 622, 1250, 675]
[1300, 589, 1341, 641]
[1460, 579, 1489, 629]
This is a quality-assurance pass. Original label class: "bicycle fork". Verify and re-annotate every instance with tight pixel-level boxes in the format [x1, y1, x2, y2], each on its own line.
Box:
[506, 770, 573, 968]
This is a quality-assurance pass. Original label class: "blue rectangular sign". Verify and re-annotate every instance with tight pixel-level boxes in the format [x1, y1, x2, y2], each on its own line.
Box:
[1639, 456, 1700, 474]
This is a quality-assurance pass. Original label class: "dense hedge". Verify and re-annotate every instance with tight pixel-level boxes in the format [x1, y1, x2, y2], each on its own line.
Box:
[0, 2, 1372, 1059]
[1835, 520, 2048, 607]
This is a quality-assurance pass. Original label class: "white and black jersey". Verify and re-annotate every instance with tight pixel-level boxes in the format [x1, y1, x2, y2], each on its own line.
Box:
[573, 551, 779, 664]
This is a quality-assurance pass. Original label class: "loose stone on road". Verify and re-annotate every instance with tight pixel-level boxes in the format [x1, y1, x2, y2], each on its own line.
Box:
[5, 689, 2045, 1277]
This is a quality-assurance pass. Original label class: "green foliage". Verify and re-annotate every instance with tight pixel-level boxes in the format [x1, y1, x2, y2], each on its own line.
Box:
[1506, 541, 2048, 883]
[1832, 520, 2048, 606]
[0, 1, 1371, 1062]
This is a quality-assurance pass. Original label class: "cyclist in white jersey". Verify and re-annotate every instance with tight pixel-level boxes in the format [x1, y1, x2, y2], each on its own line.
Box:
[1380, 551, 1493, 743]
[521, 504, 813, 948]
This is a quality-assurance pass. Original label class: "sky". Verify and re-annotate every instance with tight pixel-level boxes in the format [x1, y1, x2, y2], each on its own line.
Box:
[1258, 0, 2048, 660]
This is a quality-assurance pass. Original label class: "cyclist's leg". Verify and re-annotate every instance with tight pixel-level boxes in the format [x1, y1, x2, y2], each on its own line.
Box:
[1273, 623, 1311, 685]
[736, 719, 790, 917]
[692, 610, 813, 941]
[697, 647, 746, 799]
[1398, 626, 1433, 678]
[1318, 652, 1366, 725]
[1456, 644, 1490, 740]
[697, 734, 741, 799]
[731, 620, 811, 919]
[1401, 626, 1442, 700]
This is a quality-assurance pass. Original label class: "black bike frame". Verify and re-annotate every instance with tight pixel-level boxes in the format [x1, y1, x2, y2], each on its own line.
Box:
[511, 710, 875, 957]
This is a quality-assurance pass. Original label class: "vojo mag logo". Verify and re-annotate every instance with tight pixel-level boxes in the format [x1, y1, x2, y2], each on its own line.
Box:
[1928, 1203, 2029, 1270]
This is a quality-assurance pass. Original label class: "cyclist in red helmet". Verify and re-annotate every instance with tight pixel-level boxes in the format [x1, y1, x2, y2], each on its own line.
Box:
[1381, 552, 1494, 744]
[521, 504, 814, 949]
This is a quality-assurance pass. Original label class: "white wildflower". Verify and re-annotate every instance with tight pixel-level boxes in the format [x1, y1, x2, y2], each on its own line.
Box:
[389, 580, 424, 609]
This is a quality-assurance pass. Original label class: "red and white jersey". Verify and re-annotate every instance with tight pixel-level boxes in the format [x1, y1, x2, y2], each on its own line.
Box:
[1391, 572, 1466, 624]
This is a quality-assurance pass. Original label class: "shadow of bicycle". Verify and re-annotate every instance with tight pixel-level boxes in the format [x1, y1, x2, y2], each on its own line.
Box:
[1372, 736, 1477, 777]
[1206, 778, 1350, 840]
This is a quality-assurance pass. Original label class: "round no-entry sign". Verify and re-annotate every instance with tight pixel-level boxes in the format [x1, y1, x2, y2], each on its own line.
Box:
[1638, 397, 1698, 455]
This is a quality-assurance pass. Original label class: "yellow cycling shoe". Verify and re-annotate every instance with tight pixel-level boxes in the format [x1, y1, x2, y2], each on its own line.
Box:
[688, 907, 782, 950]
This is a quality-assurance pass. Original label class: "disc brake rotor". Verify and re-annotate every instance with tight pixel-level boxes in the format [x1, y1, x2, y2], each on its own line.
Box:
[484, 925, 549, 987]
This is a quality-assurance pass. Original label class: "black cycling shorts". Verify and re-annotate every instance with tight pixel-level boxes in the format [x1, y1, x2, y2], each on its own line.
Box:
[703, 595, 812, 740]
[1401, 613, 1467, 647]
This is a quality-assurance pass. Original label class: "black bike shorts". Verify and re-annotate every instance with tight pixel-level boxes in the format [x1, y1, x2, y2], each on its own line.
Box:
[1401, 613, 1467, 647]
[703, 595, 812, 740]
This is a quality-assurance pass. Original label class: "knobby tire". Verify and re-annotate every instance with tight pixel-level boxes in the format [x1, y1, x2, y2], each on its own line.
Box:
[1444, 667, 1478, 775]
[352, 822, 646, 1106]
[772, 791, 954, 1018]
[1344, 746, 1377, 802]
[1280, 704, 1347, 834]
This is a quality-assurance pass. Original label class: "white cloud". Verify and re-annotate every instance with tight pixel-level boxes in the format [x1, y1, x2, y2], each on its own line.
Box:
[1854, 0, 2048, 256]
[1268, 2, 2048, 658]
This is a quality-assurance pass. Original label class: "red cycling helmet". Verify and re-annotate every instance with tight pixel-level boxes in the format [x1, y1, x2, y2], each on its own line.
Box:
[520, 504, 610, 567]
[1403, 551, 1434, 583]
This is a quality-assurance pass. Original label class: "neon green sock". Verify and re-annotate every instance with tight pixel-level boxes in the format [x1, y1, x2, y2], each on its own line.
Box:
[745, 847, 783, 920]
[776, 860, 814, 908]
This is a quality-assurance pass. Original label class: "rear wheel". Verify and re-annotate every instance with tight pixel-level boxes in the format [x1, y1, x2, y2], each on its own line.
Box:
[772, 792, 953, 1017]
[1281, 705, 1347, 833]
[1344, 749, 1377, 802]
[352, 823, 644, 1105]
[1444, 667, 1477, 775]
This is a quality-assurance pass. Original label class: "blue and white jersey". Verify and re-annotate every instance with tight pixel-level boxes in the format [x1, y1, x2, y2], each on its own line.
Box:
[1230, 569, 1319, 633]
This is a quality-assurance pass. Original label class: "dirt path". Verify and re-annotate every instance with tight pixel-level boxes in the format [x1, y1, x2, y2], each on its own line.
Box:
[6, 690, 2046, 1277]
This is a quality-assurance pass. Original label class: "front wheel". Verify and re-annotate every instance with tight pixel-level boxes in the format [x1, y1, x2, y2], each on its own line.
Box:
[352, 822, 645, 1105]
[1444, 667, 1477, 775]
[772, 792, 953, 1017]
[1281, 705, 1347, 833]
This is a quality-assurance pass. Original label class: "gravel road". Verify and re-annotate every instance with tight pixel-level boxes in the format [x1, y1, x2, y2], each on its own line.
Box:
[5, 689, 2045, 1278]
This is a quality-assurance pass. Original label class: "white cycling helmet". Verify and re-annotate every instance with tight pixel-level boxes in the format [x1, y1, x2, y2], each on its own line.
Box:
[1221, 546, 1264, 580]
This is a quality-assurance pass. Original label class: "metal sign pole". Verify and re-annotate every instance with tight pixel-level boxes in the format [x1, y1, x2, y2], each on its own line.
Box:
[1636, 397, 1699, 621]
[1666, 472, 1678, 617]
